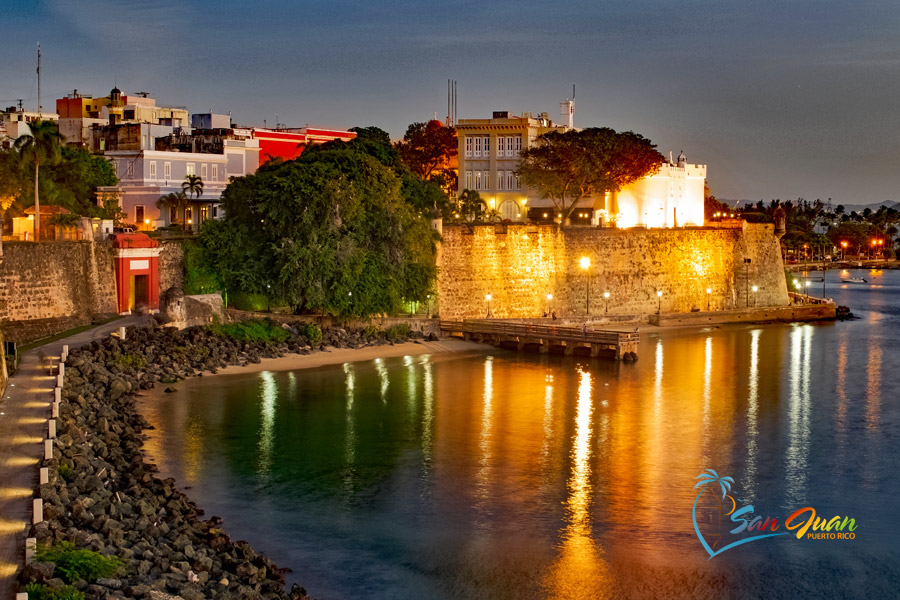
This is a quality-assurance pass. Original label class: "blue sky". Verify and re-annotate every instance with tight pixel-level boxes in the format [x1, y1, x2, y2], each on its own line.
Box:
[3, 0, 899, 204]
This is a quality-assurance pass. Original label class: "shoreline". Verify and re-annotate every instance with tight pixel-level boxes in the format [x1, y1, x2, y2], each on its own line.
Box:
[212, 338, 487, 377]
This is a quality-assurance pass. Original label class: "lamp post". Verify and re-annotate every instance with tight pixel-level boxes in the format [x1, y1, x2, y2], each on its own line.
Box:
[546, 293, 553, 316]
[579, 257, 591, 316]
[804, 280, 811, 300]
[426, 294, 431, 318]
[657, 290, 663, 314]
[485, 294, 492, 318]
[266, 283, 271, 313]
[706, 287, 712, 311]
[751, 285, 758, 307]
[603, 291, 610, 315]
[841, 241, 847, 260]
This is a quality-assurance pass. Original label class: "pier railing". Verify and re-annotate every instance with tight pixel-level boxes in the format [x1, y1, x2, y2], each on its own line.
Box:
[439, 319, 639, 345]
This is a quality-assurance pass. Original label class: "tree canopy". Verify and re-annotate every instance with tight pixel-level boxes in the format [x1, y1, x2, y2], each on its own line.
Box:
[197, 142, 438, 317]
[516, 127, 665, 222]
[395, 120, 457, 181]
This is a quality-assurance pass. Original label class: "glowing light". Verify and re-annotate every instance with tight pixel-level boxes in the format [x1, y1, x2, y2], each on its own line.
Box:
[657, 290, 663, 297]
[547, 293, 553, 300]
[706, 287, 712, 294]
[485, 294, 492, 301]
[752, 285, 759, 292]
[579, 256, 591, 270]
[603, 291, 610, 299]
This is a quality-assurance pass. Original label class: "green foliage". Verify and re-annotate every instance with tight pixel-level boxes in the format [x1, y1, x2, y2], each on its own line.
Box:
[209, 319, 290, 343]
[226, 290, 268, 311]
[113, 352, 145, 369]
[384, 323, 412, 341]
[345, 126, 398, 167]
[182, 239, 224, 295]
[363, 324, 379, 339]
[34, 542, 122, 583]
[57, 461, 73, 481]
[95, 194, 127, 225]
[516, 127, 665, 222]
[201, 144, 438, 317]
[24, 582, 85, 600]
[302, 323, 323, 345]
[48, 212, 82, 227]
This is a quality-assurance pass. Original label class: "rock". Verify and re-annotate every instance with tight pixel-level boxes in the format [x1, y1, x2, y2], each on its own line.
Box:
[97, 577, 124, 589]
[218, 578, 229, 586]
[18, 561, 55, 583]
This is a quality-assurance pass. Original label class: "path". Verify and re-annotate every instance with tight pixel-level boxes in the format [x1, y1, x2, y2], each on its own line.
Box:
[0, 316, 147, 599]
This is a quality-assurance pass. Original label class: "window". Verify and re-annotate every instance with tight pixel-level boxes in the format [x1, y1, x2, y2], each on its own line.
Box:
[465, 171, 472, 189]
[514, 174, 520, 190]
[185, 207, 192, 224]
[465, 138, 473, 158]
[506, 136, 514, 157]
[514, 136, 522, 157]
[164, 162, 171, 179]
[475, 171, 482, 190]
[186, 163, 196, 176]
[498, 171, 504, 190]
[507, 171, 515, 191]
[474, 137, 482, 158]
[212, 165, 218, 181]
[201, 164, 208, 178]
[484, 170, 491, 190]
[212, 206, 218, 218]
[99, 139, 105, 151]
[135, 205, 145, 224]
[149, 161, 157, 178]
[499, 200, 519, 220]
[497, 136, 505, 158]
[483, 137, 490, 156]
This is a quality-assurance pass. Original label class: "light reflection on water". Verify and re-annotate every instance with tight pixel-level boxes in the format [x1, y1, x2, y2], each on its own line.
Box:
[140, 269, 900, 599]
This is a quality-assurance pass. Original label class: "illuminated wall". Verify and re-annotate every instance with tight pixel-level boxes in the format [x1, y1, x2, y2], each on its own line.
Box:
[437, 222, 789, 319]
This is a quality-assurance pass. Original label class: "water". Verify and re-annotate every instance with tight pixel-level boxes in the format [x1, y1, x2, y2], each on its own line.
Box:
[140, 268, 900, 599]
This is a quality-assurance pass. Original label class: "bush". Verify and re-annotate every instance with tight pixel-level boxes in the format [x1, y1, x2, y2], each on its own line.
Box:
[384, 323, 412, 342]
[34, 542, 122, 583]
[363, 324, 379, 339]
[228, 291, 269, 312]
[302, 323, 322, 345]
[113, 352, 145, 369]
[24, 583, 85, 600]
[208, 319, 290, 344]
[57, 461, 73, 481]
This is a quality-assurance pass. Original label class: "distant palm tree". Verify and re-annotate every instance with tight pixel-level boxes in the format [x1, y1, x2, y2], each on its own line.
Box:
[182, 175, 204, 231]
[14, 120, 63, 241]
[156, 191, 190, 230]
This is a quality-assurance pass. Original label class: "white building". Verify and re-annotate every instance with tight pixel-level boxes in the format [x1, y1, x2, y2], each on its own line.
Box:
[0, 107, 58, 149]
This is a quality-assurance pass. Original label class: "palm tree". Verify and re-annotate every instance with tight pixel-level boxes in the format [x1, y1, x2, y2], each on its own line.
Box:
[14, 120, 63, 241]
[692, 469, 735, 554]
[156, 191, 190, 230]
[182, 175, 204, 231]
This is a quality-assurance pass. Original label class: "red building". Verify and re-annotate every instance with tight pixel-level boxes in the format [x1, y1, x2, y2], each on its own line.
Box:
[111, 234, 160, 314]
[250, 127, 356, 166]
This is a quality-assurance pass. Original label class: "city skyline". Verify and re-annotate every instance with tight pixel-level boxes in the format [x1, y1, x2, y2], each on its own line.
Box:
[2, 0, 898, 204]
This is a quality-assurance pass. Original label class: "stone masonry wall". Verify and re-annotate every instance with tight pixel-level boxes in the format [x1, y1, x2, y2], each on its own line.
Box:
[158, 239, 184, 294]
[0, 241, 118, 343]
[437, 223, 789, 319]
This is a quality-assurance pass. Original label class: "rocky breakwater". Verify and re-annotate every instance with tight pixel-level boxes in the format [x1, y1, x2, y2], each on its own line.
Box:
[21, 318, 427, 599]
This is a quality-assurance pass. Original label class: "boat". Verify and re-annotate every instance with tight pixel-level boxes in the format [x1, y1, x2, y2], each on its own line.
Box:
[842, 277, 867, 284]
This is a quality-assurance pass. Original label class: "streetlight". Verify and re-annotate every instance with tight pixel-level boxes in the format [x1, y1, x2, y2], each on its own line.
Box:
[706, 287, 712, 311]
[546, 293, 553, 316]
[266, 283, 271, 313]
[657, 290, 663, 314]
[804, 280, 811, 300]
[426, 294, 431, 317]
[751, 285, 758, 307]
[485, 294, 492, 318]
[603, 291, 610, 314]
[840, 241, 847, 260]
[579, 256, 591, 316]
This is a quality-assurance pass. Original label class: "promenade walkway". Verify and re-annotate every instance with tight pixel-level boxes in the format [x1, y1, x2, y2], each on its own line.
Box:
[0, 316, 146, 599]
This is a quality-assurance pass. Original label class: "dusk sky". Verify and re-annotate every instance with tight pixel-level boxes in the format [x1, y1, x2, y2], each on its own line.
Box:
[2, 0, 899, 205]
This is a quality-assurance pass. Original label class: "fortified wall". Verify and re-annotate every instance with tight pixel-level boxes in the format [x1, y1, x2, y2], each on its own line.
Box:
[437, 223, 789, 320]
[0, 239, 185, 344]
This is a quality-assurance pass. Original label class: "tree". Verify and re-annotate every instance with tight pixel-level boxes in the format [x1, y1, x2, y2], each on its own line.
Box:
[202, 144, 438, 317]
[516, 127, 665, 224]
[457, 189, 487, 222]
[157, 191, 191, 229]
[14, 119, 64, 241]
[395, 120, 457, 180]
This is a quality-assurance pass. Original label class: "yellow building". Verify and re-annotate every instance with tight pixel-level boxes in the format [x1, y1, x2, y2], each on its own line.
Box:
[456, 104, 706, 228]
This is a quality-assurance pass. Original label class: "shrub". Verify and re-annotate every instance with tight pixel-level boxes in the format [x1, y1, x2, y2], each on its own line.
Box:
[384, 323, 412, 342]
[113, 353, 145, 369]
[34, 542, 122, 583]
[363, 324, 379, 339]
[57, 461, 73, 481]
[24, 583, 85, 600]
[208, 319, 290, 344]
[302, 323, 322, 345]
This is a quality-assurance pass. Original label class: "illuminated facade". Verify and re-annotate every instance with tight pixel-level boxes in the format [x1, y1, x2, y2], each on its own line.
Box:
[456, 106, 706, 228]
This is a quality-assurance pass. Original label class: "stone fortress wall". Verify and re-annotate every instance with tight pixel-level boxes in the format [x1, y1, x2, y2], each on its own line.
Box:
[437, 223, 789, 320]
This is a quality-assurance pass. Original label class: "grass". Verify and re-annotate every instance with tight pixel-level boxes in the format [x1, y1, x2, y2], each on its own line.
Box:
[208, 319, 290, 344]
[23, 583, 85, 600]
[112, 352, 145, 369]
[34, 541, 122, 583]
[384, 323, 412, 341]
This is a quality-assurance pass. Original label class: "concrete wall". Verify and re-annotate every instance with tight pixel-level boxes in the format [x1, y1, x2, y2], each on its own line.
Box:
[437, 223, 789, 320]
[158, 240, 185, 294]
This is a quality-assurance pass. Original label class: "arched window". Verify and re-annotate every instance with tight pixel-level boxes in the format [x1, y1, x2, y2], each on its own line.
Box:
[499, 200, 520, 221]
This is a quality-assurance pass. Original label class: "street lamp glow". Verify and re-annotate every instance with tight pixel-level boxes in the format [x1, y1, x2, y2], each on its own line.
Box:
[547, 293, 553, 300]
[603, 291, 610, 299]
[657, 290, 663, 297]
[706, 287, 712, 294]
[752, 285, 759, 292]
[486, 294, 492, 301]
[579, 257, 591, 270]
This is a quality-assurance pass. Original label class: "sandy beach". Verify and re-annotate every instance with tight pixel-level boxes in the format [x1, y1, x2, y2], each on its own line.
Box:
[212, 337, 488, 377]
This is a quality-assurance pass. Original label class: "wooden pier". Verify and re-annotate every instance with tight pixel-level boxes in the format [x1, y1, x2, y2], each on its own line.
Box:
[440, 320, 640, 361]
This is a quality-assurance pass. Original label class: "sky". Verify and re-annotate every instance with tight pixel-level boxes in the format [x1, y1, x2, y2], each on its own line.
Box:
[2, 0, 899, 205]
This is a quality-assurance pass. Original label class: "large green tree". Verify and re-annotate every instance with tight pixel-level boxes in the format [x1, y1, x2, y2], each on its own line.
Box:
[516, 127, 665, 223]
[395, 120, 457, 181]
[14, 119, 64, 240]
[201, 144, 438, 317]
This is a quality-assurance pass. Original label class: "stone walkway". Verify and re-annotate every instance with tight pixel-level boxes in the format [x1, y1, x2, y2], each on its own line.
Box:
[0, 316, 147, 599]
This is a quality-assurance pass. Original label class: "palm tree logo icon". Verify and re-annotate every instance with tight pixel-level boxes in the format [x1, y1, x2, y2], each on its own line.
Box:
[692, 469, 734, 556]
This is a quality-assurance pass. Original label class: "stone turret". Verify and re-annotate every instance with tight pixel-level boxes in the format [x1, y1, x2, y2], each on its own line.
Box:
[773, 205, 786, 238]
